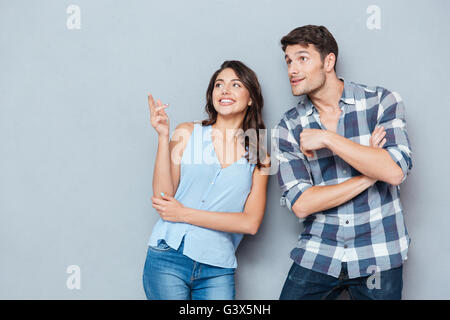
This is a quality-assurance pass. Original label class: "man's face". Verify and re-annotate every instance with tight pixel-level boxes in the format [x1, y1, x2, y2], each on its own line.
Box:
[284, 44, 326, 96]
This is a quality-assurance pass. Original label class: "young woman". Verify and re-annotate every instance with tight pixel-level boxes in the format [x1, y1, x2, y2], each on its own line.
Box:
[142, 60, 270, 300]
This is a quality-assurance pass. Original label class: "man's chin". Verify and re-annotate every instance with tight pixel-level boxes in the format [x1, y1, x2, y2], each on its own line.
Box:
[291, 88, 307, 96]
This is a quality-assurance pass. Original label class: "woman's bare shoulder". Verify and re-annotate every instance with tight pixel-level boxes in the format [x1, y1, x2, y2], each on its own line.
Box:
[170, 122, 197, 146]
[174, 121, 195, 132]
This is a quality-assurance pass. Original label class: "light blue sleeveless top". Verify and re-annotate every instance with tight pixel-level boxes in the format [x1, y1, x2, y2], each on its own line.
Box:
[148, 122, 256, 268]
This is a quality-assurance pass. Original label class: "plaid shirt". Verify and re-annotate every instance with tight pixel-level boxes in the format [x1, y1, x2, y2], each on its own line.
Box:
[273, 80, 412, 279]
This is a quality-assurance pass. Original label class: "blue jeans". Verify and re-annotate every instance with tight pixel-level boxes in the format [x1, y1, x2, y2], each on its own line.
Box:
[279, 262, 403, 300]
[142, 239, 236, 300]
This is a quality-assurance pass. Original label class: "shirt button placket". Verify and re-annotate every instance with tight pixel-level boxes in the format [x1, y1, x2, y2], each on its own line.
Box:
[343, 199, 351, 259]
[201, 169, 221, 206]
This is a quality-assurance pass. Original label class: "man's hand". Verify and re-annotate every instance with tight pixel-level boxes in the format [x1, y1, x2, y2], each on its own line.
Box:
[300, 126, 387, 158]
[370, 126, 386, 148]
[299, 129, 329, 158]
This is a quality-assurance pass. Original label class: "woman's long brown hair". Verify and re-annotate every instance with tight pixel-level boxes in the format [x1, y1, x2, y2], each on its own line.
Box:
[202, 60, 269, 169]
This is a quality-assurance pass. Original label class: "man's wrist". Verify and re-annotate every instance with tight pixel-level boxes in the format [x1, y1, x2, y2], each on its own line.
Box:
[361, 175, 377, 187]
[323, 130, 336, 149]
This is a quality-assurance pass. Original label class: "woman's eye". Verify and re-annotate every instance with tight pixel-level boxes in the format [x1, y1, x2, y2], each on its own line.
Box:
[215, 83, 223, 88]
[300, 57, 307, 62]
[233, 83, 241, 88]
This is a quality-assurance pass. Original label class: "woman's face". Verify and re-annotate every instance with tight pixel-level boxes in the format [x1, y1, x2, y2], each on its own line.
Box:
[212, 68, 252, 117]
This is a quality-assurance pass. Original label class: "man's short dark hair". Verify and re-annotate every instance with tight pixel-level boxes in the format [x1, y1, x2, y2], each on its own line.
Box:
[281, 25, 339, 71]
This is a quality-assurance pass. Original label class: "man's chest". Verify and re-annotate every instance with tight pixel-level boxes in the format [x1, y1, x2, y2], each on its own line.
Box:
[301, 107, 376, 149]
[318, 110, 341, 133]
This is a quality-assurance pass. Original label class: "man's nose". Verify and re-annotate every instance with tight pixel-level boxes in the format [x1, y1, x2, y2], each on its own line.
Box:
[289, 65, 299, 76]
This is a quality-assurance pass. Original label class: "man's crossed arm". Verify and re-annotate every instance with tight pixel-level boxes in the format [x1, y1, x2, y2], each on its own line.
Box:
[292, 126, 387, 218]
[279, 91, 412, 219]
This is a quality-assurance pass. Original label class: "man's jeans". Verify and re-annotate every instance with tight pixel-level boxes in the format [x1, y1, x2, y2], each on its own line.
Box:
[279, 262, 403, 300]
[142, 239, 235, 300]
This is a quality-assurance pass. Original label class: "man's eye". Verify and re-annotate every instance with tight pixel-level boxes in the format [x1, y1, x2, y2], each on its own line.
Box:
[300, 57, 307, 62]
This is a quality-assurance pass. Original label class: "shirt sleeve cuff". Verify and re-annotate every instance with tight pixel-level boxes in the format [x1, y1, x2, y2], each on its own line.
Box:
[386, 146, 412, 183]
[280, 182, 313, 212]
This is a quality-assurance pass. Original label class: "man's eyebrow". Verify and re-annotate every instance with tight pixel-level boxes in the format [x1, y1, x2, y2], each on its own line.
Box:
[285, 50, 310, 59]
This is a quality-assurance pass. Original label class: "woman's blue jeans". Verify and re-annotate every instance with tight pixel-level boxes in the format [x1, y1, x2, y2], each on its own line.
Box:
[142, 239, 236, 300]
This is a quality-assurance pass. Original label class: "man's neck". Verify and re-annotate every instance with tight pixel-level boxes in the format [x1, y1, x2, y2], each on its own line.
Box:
[308, 76, 344, 114]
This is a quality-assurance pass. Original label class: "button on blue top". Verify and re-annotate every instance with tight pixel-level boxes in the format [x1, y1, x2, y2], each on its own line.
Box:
[148, 122, 256, 268]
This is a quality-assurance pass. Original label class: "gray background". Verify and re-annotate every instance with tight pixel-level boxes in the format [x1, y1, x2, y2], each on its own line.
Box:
[1, 0, 449, 299]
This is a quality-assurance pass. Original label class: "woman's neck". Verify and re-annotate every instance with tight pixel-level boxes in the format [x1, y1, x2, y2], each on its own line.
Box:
[212, 114, 245, 142]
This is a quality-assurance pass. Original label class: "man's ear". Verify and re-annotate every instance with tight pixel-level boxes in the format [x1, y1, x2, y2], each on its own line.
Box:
[324, 53, 336, 72]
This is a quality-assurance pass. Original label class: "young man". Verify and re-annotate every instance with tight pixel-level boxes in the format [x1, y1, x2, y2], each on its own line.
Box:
[273, 25, 412, 300]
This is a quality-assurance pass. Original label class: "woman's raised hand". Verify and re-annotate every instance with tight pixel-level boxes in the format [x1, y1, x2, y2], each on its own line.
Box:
[148, 93, 170, 137]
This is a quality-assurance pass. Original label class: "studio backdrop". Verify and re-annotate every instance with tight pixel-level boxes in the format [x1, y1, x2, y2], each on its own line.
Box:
[1, 0, 449, 299]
